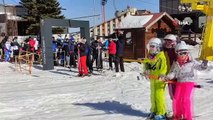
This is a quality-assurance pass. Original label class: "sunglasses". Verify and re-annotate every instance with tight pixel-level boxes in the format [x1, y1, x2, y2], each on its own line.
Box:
[177, 51, 188, 56]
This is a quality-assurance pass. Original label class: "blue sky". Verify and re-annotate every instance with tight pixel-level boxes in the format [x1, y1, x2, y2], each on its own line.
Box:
[4, 0, 159, 27]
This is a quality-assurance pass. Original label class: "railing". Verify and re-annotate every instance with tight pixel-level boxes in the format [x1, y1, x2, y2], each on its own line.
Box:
[181, 29, 200, 42]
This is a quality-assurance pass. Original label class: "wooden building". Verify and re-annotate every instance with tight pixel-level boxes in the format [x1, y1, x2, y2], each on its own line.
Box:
[117, 12, 178, 59]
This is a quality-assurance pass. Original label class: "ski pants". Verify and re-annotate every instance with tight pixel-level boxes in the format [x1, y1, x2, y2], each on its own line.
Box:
[4, 50, 10, 62]
[78, 56, 88, 75]
[150, 79, 166, 116]
[115, 55, 124, 72]
[173, 82, 194, 120]
[168, 82, 176, 100]
[70, 53, 76, 68]
[86, 54, 93, 72]
[109, 54, 116, 69]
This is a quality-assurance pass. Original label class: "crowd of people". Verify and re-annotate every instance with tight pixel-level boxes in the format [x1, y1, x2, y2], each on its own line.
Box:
[0, 35, 39, 62]
[52, 32, 125, 77]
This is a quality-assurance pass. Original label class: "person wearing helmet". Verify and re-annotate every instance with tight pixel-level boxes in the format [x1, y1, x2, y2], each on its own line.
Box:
[143, 38, 168, 120]
[163, 34, 178, 118]
[166, 41, 203, 120]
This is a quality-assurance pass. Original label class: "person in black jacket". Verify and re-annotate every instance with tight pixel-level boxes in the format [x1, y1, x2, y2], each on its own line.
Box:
[91, 37, 103, 70]
[82, 38, 93, 74]
[115, 31, 125, 72]
[62, 39, 69, 66]
[68, 36, 77, 69]
[77, 38, 88, 77]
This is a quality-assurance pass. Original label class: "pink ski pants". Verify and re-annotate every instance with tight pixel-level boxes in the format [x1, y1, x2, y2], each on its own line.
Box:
[173, 82, 195, 120]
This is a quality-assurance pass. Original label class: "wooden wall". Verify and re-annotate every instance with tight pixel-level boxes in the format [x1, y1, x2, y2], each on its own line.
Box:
[123, 19, 174, 59]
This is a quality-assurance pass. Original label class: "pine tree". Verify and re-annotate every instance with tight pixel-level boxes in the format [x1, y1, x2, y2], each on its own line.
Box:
[20, 0, 64, 34]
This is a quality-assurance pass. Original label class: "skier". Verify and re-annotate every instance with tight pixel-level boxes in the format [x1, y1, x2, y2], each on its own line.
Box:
[115, 31, 125, 72]
[4, 39, 11, 62]
[163, 34, 178, 100]
[77, 38, 88, 77]
[91, 37, 103, 70]
[162, 34, 178, 118]
[62, 39, 69, 67]
[68, 36, 77, 69]
[143, 38, 168, 120]
[166, 41, 203, 120]
[83, 38, 93, 74]
[108, 38, 116, 70]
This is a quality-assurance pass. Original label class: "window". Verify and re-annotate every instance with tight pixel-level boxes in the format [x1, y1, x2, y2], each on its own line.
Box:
[125, 32, 132, 46]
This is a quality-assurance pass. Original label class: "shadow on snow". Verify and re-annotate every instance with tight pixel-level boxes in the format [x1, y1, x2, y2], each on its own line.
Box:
[73, 100, 148, 117]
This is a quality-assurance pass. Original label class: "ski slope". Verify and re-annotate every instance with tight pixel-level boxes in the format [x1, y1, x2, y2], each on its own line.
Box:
[0, 45, 213, 120]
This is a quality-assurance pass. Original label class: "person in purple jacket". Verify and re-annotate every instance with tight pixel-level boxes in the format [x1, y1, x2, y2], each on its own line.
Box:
[163, 34, 178, 100]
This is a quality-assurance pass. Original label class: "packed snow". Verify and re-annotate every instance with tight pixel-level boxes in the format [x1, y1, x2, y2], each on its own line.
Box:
[0, 44, 213, 120]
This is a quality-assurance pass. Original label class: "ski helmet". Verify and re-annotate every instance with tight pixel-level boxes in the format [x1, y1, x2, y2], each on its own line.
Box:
[147, 38, 162, 54]
[164, 34, 177, 41]
[148, 38, 162, 48]
[175, 41, 189, 52]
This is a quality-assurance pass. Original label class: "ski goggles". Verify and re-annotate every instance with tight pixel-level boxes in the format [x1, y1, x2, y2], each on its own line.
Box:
[176, 51, 189, 56]
[149, 45, 156, 48]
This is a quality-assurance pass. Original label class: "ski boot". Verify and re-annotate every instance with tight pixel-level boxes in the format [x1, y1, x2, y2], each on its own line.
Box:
[146, 112, 156, 120]
[154, 115, 166, 120]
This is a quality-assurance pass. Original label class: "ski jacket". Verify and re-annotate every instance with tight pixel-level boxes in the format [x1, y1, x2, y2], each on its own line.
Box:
[108, 40, 116, 55]
[68, 39, 75, 53]
[91, 40, 103, 56]
[29, 39, 35, 52]
[84, 43, 92, 56]
[78, 43, 86, 57]
[163, 47, 177, 73]
[4, 41, 11, 52]
[52, 41, 57, 53]
[167, 60, 202, 82]
[62, 41, 69, 56]
[115, 38, 125, 56]
[143, 51, 168, 76]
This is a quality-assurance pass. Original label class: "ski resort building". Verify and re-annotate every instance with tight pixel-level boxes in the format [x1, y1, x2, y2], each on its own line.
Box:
[116, 12, 178, 59]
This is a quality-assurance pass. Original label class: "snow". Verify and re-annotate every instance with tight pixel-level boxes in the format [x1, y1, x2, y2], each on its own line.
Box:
[118, 14, 153, 29]
[0, 45, 213, 120]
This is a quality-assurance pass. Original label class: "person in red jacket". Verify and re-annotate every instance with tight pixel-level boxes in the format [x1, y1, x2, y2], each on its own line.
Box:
[108, 39, 116, 70]
[29, 37, 35, 52]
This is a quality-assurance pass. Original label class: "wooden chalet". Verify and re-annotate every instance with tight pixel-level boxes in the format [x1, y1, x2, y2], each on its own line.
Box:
[116, 12, 178, 59]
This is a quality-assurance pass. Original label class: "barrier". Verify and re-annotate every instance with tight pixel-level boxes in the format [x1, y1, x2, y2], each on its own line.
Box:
[123, 58, 144, 63]
[15, 50, 34, 74]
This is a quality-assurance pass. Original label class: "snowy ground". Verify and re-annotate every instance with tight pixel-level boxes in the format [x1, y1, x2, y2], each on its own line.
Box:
[0, 45, 213, 120]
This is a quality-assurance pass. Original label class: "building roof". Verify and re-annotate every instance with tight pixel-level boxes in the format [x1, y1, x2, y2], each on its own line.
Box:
[116, 12, 175, 31]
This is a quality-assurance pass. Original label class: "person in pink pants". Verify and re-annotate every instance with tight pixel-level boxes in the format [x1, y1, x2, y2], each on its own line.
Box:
[173, 82, 195, 120]
[166, 41, 203, 120]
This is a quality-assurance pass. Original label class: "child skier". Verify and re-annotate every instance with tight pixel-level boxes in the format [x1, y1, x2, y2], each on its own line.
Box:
[143, 38, 168, 120]
[166, 41, 201, 120]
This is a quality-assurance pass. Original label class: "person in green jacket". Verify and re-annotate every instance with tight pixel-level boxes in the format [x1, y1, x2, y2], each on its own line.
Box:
[143, 38, 168, 120]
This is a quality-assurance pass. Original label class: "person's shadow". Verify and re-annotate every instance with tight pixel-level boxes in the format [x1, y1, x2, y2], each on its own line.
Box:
[73, 100, 148, 117]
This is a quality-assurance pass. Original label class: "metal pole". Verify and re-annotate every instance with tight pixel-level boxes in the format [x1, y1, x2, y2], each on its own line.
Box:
[2, 0, 7, 34]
